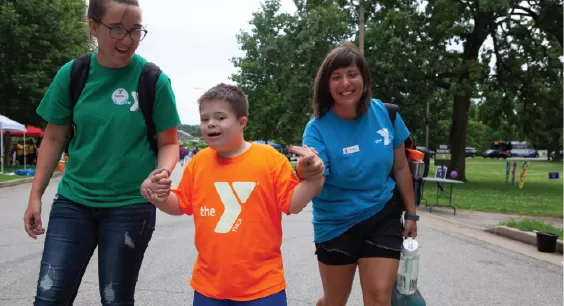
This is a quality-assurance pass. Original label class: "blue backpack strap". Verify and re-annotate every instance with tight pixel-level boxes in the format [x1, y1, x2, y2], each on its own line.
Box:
[66, 53, 92, 153]
[138, 62, 163, 157]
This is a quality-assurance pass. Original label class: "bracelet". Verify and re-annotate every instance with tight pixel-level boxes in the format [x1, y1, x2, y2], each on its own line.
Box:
[161, 168, 171, 177]
[295, 164, 304, 180]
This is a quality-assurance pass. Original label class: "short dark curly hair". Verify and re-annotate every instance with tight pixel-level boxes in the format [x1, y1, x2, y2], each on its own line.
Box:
[198, 83, 249, 119]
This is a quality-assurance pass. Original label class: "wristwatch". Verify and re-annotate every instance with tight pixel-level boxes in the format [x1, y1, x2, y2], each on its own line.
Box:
[404, 213, 420, 221]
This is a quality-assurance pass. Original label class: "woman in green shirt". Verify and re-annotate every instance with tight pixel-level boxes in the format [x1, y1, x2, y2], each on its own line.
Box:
[22, 0, 181, 304]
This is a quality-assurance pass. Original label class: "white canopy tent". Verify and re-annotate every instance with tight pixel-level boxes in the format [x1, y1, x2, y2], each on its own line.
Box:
[0, 114, 27, 174]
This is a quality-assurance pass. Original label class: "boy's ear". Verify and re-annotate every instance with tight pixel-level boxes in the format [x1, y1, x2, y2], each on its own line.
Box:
[239, 116, 248, 129]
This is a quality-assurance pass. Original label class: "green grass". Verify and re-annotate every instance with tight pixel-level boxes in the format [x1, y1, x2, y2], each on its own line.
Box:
[425, 160, 563, 217]
[499, 219, 563, 240]
[0, 165, 36, 182]
[292, 159, 563, 217]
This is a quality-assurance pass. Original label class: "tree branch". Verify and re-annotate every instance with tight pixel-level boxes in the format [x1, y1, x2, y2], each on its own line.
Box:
[514, 5, 539, 21]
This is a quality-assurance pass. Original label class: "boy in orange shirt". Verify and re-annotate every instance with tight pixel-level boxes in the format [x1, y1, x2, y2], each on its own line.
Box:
[141, 83, 325, 305]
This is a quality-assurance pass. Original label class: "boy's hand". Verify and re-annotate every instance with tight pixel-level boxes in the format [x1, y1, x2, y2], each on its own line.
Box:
[141, 188, 168, 205]
[289, 145, 324, 180]
[141, 169, 172, 203]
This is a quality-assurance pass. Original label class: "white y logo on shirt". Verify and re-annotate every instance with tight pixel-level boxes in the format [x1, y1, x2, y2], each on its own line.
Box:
[129, 92, 139, 112]
[376, 128, 391, 146]
[213, 182, 256, 233]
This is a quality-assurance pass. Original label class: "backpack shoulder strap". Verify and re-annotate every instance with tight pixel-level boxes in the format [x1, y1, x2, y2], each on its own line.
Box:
[66, 53, 91, 153]
[138, 62, 163, 157]
[383, 102, 399, 127]
[69, 54, 92, 109]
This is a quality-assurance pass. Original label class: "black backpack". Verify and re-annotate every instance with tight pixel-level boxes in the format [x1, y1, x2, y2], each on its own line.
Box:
[384, 103, 428, 208]
[384, 103, 430, 176]
[383, 103, 416, 152]
[66, 53, 163, 156]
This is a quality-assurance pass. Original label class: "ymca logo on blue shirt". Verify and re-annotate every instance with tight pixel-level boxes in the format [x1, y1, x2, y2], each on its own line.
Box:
[302, 99, 410, 243]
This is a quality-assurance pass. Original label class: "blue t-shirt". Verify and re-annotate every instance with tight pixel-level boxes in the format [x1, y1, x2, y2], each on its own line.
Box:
[302, 99, 410, 243]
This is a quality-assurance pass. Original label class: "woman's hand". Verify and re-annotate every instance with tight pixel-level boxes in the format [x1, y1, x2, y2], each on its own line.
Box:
[403, 220, 417, 239]
[24, 196, 45, 239]
[141, 169, 172, 200]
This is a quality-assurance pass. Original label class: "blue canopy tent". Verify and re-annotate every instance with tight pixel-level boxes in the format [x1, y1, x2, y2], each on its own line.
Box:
[252, 140, 282, 149]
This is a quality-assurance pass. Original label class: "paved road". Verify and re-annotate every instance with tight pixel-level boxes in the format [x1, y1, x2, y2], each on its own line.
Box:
[0, 166, 562, 306]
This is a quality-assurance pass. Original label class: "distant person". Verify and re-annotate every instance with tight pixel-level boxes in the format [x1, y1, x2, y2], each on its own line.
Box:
[302, 43, 418, 306]
[141, 83, 325, 306]
[16, 140, 25, 165]
[27, 140, 37, 165]
[23, 0, 180, 304]
[179, 146, 189, 166]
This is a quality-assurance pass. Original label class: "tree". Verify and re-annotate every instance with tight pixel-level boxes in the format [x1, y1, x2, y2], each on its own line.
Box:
[0, 0, 90, 127]
[179, 124, 201, 137]
[231, 0, 351, 145]
[480, 1, 563, 160]
[360, 0, 563, 180]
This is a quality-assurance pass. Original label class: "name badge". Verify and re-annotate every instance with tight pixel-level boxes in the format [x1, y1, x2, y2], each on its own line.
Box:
[343, 145, 360, 155]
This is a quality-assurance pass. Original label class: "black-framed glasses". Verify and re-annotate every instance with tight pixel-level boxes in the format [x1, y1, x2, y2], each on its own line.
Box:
[98, 20, 148, 42]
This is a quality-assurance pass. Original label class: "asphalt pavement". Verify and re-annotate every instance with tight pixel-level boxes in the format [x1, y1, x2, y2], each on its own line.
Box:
[0, 165, 562, 306]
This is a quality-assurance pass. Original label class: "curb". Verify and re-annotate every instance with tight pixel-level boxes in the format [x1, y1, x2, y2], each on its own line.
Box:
[0, 172, 62, 188]
[419, 210, 486, 231]
[485, 226, 563, 254]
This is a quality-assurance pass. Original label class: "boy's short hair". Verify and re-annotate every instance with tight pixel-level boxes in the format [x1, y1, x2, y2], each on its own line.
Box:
[198, 83, 249, 119]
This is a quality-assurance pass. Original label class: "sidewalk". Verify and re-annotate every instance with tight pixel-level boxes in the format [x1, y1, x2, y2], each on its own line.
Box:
[420, 206, 563, 228]
[419, 206, 564, 266]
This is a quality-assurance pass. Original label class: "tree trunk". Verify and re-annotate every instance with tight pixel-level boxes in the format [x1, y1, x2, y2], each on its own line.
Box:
[447, 12, 492, 181]
[2, 135, 13, 167]
[448, 95, 471, 181]
[359, 4, 364, 56]
[548, 131, 562, 162]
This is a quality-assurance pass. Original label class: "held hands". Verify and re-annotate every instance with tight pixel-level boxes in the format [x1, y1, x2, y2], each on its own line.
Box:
[289, 145, 324, 180]
[141, 169, 172, 205]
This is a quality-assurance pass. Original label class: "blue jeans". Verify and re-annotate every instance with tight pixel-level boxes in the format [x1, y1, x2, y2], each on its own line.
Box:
[34, 194, 156, 305]
[193, 290, 287, 306]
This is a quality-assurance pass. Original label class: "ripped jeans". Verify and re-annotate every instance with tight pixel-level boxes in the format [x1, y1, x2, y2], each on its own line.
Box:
[34, 194, 156, 306]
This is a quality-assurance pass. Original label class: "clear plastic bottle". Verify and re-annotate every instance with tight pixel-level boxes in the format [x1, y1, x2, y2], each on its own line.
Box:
[396, 237, 420, 295]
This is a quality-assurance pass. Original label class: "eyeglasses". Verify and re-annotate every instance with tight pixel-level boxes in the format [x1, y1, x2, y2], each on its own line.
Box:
[97, 20, 148, 42]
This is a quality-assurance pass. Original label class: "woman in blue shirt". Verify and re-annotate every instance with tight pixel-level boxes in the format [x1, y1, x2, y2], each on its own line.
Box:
[302, 42, 418, 306]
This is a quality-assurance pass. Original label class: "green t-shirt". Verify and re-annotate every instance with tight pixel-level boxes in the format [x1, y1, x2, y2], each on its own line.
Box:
[37, 53, 181, 208]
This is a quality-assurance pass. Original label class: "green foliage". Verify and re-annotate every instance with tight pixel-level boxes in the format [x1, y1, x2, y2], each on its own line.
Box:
[231, 0, 351, 145]
[0, 0, 90, 126]
[232, 0, 563, 178]
[427, 118, 493, 152]
[179, 124, 201, 137]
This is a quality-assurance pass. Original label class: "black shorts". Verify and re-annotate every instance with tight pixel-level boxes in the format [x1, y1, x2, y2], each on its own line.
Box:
[314, 192, 404, 265]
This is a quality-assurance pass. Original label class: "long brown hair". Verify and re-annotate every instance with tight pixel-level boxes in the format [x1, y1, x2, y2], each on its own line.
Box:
[313, 42, 372, 118]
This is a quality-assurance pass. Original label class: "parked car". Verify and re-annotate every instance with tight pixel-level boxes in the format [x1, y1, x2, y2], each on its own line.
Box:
[549, 151, 563, 160]
[483, 149, 510, 159]
[416, 146, 435, 158]
[465, 147, 478, 157]
[510, 149, 539, 158]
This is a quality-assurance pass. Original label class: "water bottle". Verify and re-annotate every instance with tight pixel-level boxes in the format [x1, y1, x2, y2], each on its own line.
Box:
[396, 237, 420, 295]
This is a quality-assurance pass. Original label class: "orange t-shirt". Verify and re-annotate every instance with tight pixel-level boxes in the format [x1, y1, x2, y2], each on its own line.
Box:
[172, 143, 299, 301]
